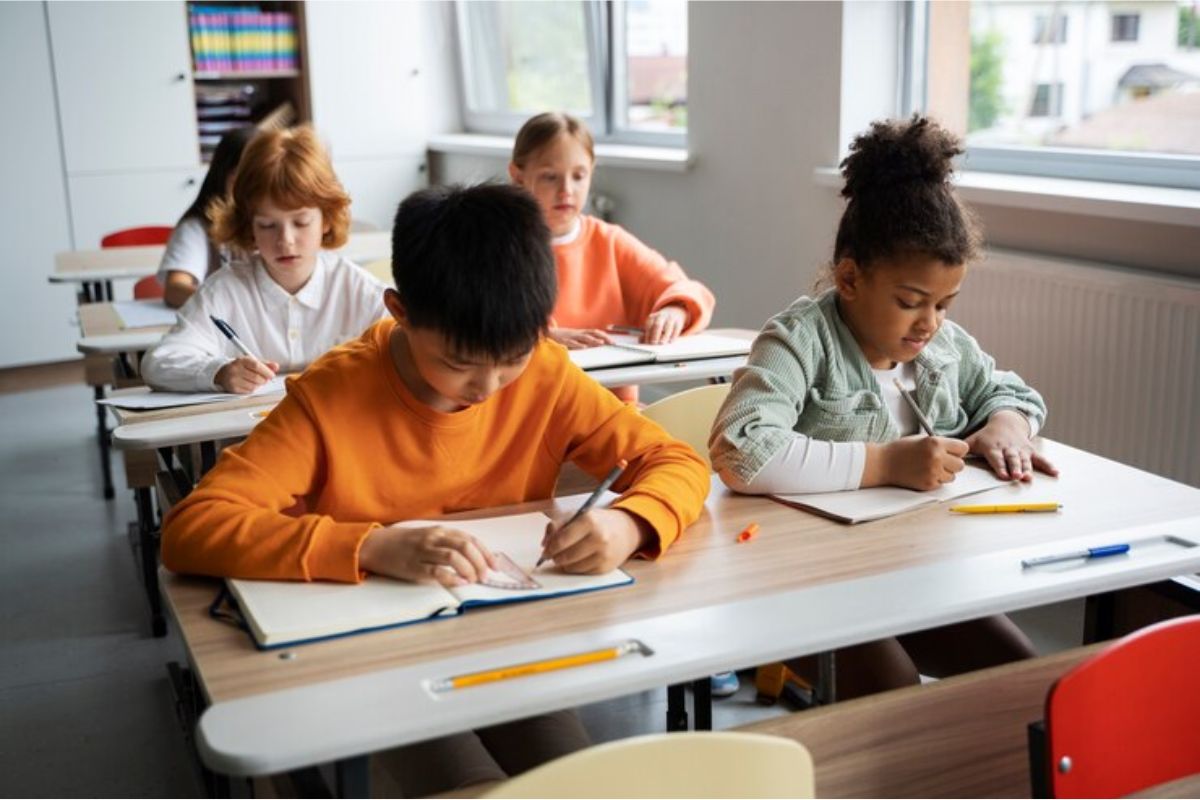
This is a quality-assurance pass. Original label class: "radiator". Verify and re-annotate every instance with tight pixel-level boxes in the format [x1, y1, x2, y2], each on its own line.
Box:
[950, 248, 1200, 488]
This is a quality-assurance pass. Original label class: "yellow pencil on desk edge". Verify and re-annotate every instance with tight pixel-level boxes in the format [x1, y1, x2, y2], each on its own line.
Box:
[430, 640, 645, 692]
[950, 502, 1062, 514]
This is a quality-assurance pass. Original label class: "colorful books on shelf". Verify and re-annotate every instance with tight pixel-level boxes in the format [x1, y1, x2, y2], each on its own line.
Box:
[189, 5, 298, 74]
[212, 511, 635, 649]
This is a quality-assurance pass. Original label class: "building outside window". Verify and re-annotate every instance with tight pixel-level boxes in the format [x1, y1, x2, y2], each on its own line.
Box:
[455, 0, 687, 145]
[921, 0, 1200, 187]
[1112, 12, 1142, 41]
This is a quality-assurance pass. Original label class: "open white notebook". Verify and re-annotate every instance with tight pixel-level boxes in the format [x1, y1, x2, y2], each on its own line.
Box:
[99, 374, 289, 410]
[772, 465, 1008, 524]
[223, 511, 633, 649]
[568, 333, 751, 371]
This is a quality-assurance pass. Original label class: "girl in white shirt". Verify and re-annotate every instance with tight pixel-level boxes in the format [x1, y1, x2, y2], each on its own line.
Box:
[142, 126, 386, 393]
[157, 127, 257, 308]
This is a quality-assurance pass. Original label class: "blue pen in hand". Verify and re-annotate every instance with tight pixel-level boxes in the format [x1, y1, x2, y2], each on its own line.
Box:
[1021, 544, 1130, 569]
[210, 315, 262, 363]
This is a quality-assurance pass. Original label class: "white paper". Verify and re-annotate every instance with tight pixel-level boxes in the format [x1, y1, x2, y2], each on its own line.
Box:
[774, 465, 1009, 524]
[567, 333, 751, 371]
[112, 299, 178, 329]
[98, 374, 288, 409]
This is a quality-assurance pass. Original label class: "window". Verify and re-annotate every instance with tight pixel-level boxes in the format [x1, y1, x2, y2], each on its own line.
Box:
[917, 0, 1200, 189]
[455, 0, 687, 145]
[1029, 82, 1063, 117]
[1111, 13, 1139, 42]
[1033, 13, 1067, 44]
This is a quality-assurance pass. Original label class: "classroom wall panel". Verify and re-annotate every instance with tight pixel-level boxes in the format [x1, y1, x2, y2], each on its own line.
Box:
[0, 3, 76, 368]
[67, 169, 206, 251]
[48, 1, 199, 174]
[334, 157, 427, 233]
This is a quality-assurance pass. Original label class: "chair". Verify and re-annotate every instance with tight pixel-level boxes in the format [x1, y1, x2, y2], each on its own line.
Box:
[1042, 614, 1200, 798]
[362, 257, 394, 287]
[101, 225, 173, 300]
[484, 731, 814, 798]
[640, 383, 731, 470]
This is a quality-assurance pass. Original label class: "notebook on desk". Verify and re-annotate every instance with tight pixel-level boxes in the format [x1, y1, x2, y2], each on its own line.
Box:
[568, 333, 751, 371]
[772, 465, 1008, 524]
[218, 511, 633, 649]
[98, 374, 289, 410]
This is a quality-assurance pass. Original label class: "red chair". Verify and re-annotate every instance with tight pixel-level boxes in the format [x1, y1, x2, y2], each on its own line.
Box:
[1044, 615, 1200, 797]
[101, 225, 174, 300]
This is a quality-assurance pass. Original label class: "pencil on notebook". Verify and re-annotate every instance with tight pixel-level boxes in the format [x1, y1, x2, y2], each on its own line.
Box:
[536, 459, 629, 568]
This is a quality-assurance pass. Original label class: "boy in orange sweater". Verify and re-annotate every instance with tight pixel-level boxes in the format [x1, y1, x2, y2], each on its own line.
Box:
[162, 183, 710, 795]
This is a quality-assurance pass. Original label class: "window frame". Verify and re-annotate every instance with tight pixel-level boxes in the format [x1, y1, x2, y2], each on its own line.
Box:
[908, 0, 1200, 190]
[452, 0, 686, 148]
[1111, 12, 1140, 42]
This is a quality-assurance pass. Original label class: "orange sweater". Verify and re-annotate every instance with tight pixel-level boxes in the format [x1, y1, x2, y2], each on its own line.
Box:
[552, 215, 714, 333]
[161, 319, 711, 582]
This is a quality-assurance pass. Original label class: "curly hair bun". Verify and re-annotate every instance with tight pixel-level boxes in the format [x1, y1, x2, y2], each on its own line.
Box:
[840, 115, 962, 201]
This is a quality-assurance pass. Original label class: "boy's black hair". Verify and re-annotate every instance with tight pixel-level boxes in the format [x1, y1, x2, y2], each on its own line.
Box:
[834, 114, 982, 269]
[391, 183, 556, 359]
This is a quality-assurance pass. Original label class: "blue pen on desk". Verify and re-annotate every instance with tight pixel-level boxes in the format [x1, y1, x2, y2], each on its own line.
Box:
[210, 315, 261, 363]
[1021, 544, 1130, 569]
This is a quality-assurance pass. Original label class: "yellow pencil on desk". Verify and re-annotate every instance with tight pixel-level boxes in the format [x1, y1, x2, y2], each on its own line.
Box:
[430, 640, 644, 692]
[950, 502, 1062, 514]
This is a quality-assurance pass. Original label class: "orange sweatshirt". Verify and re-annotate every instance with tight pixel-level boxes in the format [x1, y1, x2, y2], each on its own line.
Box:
[552, 215, 714, 334]
[161, 319, 711, 582]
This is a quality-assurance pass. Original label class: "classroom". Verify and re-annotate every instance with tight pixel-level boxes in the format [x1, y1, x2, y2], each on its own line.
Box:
[3, 0, 1199, 797]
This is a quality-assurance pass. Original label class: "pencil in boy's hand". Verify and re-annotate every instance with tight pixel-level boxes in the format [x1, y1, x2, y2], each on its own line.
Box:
[892, 377, 936, 437]
[210, 315, 262, 363]
[537, 459, 629, 568]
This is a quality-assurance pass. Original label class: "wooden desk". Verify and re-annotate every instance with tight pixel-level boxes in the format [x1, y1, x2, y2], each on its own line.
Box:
[159, 440, 1200, 784]
[52, 230, 392, 304]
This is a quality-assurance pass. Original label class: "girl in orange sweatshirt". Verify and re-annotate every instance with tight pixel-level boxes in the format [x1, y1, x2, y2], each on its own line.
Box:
[508, 112, 715, 367]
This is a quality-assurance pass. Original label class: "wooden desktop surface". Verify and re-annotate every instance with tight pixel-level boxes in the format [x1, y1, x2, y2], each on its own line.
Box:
[77, 301, 171, 339]
[163, 439, 1200, 707]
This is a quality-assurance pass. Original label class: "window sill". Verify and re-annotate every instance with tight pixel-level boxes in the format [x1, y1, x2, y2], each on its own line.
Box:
[428, 133, 693, 173]
[813, 167, 1200, 227]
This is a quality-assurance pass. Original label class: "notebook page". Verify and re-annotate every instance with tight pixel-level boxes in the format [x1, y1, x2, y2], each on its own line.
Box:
[98, 374, 288, 410]
[567, 345, 654, 371]
[112, 299, 178, 329]
[774, 465, 1008, 524]
[227, 576, 457, 647]
[401, 512, 632, 605]
[608, 332, 752, 362]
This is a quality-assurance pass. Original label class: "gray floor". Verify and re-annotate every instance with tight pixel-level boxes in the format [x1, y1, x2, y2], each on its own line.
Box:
[0, 381, 1085, 797]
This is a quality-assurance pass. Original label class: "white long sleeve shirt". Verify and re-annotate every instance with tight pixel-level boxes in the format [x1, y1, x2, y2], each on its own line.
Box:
[155, 217, 236, 285]
[141, 252, 387, 392]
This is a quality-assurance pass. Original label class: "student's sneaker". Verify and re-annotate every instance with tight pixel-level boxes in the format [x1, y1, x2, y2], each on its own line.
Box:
[710, 670, 740, 698]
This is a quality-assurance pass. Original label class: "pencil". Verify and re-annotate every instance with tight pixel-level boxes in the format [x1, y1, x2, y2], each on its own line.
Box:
[892, 377, 936, 436]
[430, 641, 643, 692]
[537, 459, 629, 567]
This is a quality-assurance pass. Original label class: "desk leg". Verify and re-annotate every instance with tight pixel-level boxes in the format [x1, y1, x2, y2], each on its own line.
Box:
[104, 279, 114, 302]
[815, 651, 837, 705]
[134, 486, 166, 637]
[200, 441, 217, 475]
[691, 678, 712, 730]
[335, 756, 370, 799]
[95, 386, 115, 500]
[666, 684, 688, 731]
[1083, 592, 1116, 644]
[166, 661, 231, 798]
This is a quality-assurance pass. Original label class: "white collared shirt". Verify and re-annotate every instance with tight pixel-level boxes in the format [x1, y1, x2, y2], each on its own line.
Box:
[141, 252, 388, 391]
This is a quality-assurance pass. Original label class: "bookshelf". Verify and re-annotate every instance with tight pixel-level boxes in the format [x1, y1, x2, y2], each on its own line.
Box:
[185, 1, 311, 161]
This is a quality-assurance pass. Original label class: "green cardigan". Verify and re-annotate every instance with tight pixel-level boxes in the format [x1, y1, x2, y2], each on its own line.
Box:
[709, 290, 1047, 485]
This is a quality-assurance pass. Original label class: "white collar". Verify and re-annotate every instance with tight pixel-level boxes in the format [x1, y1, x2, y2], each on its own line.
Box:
[252, 252, 328, 310]
[551, 217, 582, 246]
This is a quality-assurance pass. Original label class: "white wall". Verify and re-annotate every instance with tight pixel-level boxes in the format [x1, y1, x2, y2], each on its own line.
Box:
[432, 1, 847, 329]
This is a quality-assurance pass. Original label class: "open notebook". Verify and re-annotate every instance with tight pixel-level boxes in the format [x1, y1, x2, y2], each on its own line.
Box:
[220, 511, 633, 649]
[772, 464, 1008, 524]
[568, 333, 751, 371]
[99, 374, 289, 410]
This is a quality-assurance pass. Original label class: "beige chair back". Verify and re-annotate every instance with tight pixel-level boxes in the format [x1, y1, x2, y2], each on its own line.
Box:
[484, 731, 814, 798]
[362, 257, 393, 287]
[640, 383, 732, 470]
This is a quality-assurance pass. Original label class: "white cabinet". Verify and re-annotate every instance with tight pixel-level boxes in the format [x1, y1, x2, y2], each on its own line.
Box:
[48, 1, 199, 173]
[68, 170, 207, 249]
[0, 3, 76, 367]
[306, 1, 429, 160]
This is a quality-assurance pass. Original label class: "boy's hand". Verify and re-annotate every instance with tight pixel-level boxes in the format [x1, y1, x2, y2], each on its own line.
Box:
[359, 524, 496, 587]
[870, 435, 969, 491]
[549, 328, 614, 350]
[643, 304, 689, 344]
[215, 356, 279, 394]
[965, 409, 1058, 481]
[541, 509, 650, 574]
